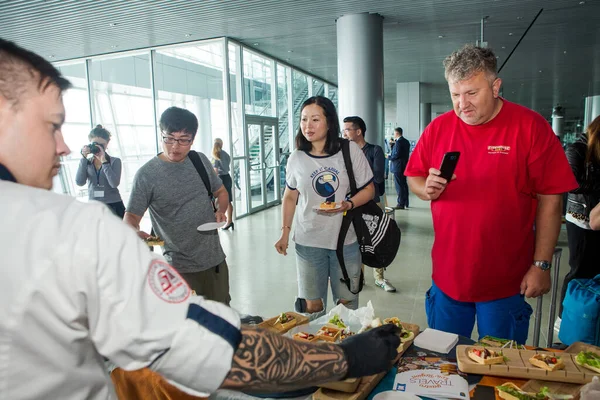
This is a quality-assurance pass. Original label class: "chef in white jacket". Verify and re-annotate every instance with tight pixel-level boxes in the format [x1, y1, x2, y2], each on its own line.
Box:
[0, 38, 400, 399]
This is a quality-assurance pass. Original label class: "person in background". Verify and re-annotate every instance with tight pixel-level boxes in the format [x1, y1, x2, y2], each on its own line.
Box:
[384, 135, 391, 179]
[124, 107, 231, 305]
[275, 96, 375, 316]
[343, 116, 396, 293]
[75, 124, 125, 218]
[405, 44, 577, 343]
[212, 138, 234, 230]
[559, 114, 600, 317]
[0, 38, 401, 400]
[389, 127, 410, 209]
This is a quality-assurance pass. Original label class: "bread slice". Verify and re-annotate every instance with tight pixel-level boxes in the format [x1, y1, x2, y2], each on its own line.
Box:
[575, 353, 600, 374]
[468, 348, 504, 365]
[529, 354, 565, 371]
[399, 330, 415, 343]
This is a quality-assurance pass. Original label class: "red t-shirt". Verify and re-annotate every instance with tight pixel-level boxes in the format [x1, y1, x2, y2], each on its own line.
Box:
[405, 99, 578, 302]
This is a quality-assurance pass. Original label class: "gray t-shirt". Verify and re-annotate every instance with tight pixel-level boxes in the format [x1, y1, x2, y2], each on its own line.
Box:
[127, 152, 225, 272]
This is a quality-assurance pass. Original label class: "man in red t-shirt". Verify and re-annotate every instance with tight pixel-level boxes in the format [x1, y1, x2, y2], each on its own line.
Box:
[405, 44, 577, 343]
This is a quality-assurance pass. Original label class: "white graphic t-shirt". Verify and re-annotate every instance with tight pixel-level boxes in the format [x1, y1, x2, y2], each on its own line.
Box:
[286, 140, 373, 250]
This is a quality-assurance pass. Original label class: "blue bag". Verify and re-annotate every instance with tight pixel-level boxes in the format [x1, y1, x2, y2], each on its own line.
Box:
[559, 274, 600, 346]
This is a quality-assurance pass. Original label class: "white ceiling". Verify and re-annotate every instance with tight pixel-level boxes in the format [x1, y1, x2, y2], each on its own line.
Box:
[1, 0, 599, 122]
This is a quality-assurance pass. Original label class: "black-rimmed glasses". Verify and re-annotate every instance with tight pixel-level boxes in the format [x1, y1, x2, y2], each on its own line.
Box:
[162, 136, 193, 146]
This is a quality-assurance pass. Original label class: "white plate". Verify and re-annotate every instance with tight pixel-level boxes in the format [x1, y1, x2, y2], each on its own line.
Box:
[372, 391, 421, 400]
[197, 221, 227, 231]
[312, 203, 342, 211]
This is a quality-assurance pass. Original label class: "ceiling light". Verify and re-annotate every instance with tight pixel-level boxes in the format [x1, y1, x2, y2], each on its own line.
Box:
[110, 45, 118, 49]
[508, 32, 513, 36]
[516, 16, 523, 20]
[185, 34, 191, 38]
[109, 23, 117, 27]
[48, 55, 55, 59]
[501, 46, 506, 49]
[438, 35, 445, 39]
[253, 42, 259, 46]
[285, 58, 290, 61]
[563, 50, 567, 54]
[287, 50, 293, 53]
[579, 1, 585, 4]
[539, 70, 543, 73]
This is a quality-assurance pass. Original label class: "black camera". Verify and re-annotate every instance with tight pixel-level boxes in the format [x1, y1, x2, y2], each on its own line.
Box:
[88, 142, 104, 154]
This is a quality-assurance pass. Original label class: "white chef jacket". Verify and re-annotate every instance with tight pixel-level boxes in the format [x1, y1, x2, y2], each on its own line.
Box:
[0, 180, 241, 399]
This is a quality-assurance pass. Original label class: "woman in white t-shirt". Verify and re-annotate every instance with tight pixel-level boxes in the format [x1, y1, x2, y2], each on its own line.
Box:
[275, 96, 375, 314]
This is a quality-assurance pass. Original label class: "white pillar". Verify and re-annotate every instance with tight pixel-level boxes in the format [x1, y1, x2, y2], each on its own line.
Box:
[396, 82, 420, 143]
[584, 95, 600, 128]
[196, 98, 213, 155]
[551, 106, 564, 139]
[337, 13, 384, 147]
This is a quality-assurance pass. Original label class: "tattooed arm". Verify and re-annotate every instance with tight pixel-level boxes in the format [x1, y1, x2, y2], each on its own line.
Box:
[221, 327, 348, 392]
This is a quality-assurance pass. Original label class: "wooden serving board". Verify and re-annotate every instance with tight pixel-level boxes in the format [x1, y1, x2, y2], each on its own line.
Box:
[519, 342, 600, 400]
[314, 322, 420, 400]
[456, 345, 600, 384]
[257, 312, 309, 334]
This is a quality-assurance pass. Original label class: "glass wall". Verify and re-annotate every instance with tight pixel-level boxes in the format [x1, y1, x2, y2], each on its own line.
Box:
[53, 38, 336, 219]
[88, 53, 155, 203]
[56, 61, 92, 197]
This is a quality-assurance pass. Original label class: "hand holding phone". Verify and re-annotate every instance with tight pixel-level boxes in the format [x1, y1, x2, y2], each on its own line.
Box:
[439, 151, 460, 181]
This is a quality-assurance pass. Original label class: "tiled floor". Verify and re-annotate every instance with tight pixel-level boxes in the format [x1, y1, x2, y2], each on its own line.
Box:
[218, 179, 570, 346]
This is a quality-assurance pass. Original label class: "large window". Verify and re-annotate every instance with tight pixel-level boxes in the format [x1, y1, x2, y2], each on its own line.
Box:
[56, 62, 92, 197]
[88, 53, 155, 203]
[243, 50, 274, 117]
[154, 41, 227, 157]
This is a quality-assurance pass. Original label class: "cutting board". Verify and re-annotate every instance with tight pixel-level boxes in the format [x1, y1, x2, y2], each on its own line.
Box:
[313, 322, 420, 400]
[519, 342, 600, 400]
[456, 345, 600, 384]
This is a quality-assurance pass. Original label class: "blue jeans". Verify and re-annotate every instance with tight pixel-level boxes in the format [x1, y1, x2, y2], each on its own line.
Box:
[425, 281, 533, 343]
[295, 242, 361, 312]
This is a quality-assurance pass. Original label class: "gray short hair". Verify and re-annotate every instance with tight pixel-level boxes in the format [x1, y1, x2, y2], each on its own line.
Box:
[443, 44, 497, 83]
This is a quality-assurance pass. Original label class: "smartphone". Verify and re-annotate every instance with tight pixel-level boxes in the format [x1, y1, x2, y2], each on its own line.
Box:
[439, 151, 460, 181]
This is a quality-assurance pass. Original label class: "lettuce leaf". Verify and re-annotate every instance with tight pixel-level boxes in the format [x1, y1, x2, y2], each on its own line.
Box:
[576, 351, 600, 368]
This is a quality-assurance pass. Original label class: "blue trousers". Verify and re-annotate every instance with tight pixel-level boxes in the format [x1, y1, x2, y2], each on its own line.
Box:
[393, 170, 409, 207]
[425, 281, 533, 343]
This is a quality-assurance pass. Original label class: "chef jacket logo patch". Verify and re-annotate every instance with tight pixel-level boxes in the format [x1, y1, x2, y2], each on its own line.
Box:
[487, 145, 511, 155]
[147, 260, 191, 303]
[311, 168, 340, 202]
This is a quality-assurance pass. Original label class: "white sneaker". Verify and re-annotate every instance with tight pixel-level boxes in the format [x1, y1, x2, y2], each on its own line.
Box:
[375, 279, 397, 293]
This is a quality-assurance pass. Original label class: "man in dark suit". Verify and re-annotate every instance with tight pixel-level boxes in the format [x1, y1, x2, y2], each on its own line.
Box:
[389, 127, 410, 209]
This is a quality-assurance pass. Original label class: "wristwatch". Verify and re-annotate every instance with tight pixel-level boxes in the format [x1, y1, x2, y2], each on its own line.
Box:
[533, 260, 552, 271]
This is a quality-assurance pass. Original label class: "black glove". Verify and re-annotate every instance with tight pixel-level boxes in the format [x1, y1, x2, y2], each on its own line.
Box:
[339, 324, 401, 378]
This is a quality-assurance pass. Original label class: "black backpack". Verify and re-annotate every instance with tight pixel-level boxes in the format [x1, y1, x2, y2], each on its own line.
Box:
[336, 139, 402, 294]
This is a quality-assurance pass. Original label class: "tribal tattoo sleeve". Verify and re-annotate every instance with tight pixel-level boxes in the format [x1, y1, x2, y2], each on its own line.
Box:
[221, 327, 348, 392]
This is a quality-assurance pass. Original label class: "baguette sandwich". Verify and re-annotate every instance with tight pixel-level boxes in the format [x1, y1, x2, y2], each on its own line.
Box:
[529, 354, 565, 371]
[468, 347, 504, 365]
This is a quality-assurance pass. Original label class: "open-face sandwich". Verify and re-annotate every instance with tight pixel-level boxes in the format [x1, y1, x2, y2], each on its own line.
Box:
[340, 330, 355, 341]
[328, 314, 347, 329]
[478, 335, 525, 350]
[144, 235, 164, 246]
[468, 347, 504, 365]
[383, 317, 414, 343]
[496, 382, 573, 400]
[273, 312, 296, 330]
[319, 201, 337, 210]
[293, 332, 317, 342]
[529, 354, 565, 371]
[316, 326, 342, 342]
[576, 351, 600, 373]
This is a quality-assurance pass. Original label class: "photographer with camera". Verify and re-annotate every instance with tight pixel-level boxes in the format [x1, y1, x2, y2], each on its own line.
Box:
[76, 124, 125, 218]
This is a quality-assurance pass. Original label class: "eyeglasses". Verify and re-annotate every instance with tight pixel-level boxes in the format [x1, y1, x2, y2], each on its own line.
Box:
[162, 136, 193, 146]
[342, 128, 357, 134]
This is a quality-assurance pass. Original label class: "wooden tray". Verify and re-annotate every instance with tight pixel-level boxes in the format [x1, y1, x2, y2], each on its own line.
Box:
[456, 345, 600, 384]
[518, 342, 600, 400]
[257, 312, 308, 334]
[314, 322, 420, 400]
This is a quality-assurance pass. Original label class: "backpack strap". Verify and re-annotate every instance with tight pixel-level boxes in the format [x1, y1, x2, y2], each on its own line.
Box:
[188, 151, 216, 212]
[336, 212, 364, 295]
[341, 139, 358, 196]
[336, 139, 363, 295]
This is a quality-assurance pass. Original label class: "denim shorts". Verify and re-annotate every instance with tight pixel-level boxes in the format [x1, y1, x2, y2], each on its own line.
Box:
[295, 241, 361, 311]
[425, 281, 533, 343]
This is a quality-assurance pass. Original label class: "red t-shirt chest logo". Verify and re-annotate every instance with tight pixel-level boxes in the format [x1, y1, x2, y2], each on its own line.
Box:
[487, 145, 511, 155]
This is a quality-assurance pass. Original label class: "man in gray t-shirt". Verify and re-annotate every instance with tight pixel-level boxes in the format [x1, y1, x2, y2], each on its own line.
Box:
[124, 107, 231, 304]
